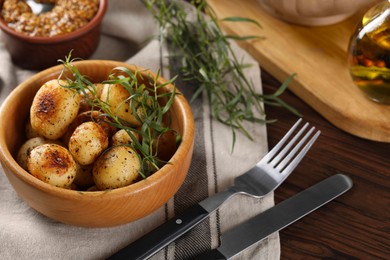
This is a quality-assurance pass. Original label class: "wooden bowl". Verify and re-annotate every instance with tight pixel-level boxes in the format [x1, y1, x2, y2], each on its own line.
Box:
[258, 0, 373, 26]
[0, 0, 107, 70]
[0, 60, 194, 227]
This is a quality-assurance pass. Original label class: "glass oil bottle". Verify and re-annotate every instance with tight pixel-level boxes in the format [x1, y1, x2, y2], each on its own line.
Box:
[348, 0, 390, 104]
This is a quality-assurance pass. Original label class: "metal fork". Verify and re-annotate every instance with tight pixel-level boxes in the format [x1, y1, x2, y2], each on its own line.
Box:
[108, 118, 321, 260]
[200, 118, 320, 211]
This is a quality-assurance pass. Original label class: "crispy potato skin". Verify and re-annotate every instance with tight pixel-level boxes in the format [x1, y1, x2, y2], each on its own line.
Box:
[79, 83, 105, 113]
[30, 79, 80, 139]
[154, 131, 178, 162]
[74, 163, 94, 190]
[61, 110, 116, 145]
[24, 118, 39, 139]
[68, 122, 109, 165]
[17, 137, 61, 170]
[93, 146, 141, 190]
[27, 144, 77, 188]
[100, 84, 142, 127]
[111, 129, 140, 146]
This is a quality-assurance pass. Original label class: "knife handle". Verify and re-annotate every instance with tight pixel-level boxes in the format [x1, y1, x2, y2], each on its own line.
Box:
[193, 249, 227, 260]
[107, 204, 209, 260]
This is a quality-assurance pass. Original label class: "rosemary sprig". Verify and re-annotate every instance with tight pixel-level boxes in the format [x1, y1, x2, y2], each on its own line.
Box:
[143, 0, 300, 147]
[58, 54, 179, 177]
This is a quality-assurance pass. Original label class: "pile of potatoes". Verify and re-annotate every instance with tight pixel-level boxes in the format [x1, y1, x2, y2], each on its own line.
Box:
[16, 79, 176, 191]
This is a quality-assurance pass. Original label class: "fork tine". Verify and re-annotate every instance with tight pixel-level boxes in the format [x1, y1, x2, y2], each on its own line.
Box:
[275, 126, 315, 171]
[270, 122, 309, 166]
[261, 118, 303, 163]
[280, 129, 321, 175]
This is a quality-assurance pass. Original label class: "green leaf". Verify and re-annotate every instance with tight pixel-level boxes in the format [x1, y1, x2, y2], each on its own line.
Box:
[272, 73, 296, 97]
[221, 16, 262, 28]
[225, 35, 265, 41]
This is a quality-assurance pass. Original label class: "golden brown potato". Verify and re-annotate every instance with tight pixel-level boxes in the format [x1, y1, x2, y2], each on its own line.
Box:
[74, 163, 95, 190]
[153, 130, 179, 162]
[67, 182, 80, 191]
[30, 79, 81, 139]
[61, 110, 116, 145]
[86, 185, 99, 191]
[17, 137, 61, 170]
[79, 83, 105, 113]
[111, 129, 141, 146]
[93, 146, 141, 190]
[27, 144, 77, 188]
[24, 118, 39, 139]
[100, 83, 143, 127]
[68, 121, 109, 165]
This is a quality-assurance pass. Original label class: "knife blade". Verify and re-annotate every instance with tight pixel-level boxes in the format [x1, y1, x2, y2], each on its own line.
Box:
[194, 174, 353, 259]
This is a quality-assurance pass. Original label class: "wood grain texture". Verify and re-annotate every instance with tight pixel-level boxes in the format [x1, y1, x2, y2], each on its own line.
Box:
[262, 70, 390, 259]
[207, 0, 390, 143]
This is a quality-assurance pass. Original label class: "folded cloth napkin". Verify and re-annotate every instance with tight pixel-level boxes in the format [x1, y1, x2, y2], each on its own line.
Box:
[0, 1, 280, 259]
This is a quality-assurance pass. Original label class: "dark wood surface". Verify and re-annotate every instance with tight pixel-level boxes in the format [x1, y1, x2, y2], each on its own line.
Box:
[262, 70, 389, 259]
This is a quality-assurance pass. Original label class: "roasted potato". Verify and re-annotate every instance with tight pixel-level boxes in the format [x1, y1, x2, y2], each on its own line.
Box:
[74, 163, 95, 190]
[79, 83, 105, 113]
[61, 110, 116, 145]
[111, 129, 140, 146]
[93, 146, 141, 190]
[30, 79, 81, 139]
[68, 121, 109, 165]
[17, 137, 61, 170]
[27, 144, 77, 188]
[153, 130, 179, 162]
[86, 185, 99, 191]
[24, 118, 39, 139]
[100, 83, 143, 127]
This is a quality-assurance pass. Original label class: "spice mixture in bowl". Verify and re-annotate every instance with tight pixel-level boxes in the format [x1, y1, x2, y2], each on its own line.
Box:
[1, 0, 99, 37]
[0, 0, 107, 69]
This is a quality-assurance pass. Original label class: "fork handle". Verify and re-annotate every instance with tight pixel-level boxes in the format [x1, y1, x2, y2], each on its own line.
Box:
[107, 204, 209, 260]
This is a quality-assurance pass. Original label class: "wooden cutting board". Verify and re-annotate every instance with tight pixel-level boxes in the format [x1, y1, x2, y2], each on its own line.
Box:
[207, 0, 390, 143]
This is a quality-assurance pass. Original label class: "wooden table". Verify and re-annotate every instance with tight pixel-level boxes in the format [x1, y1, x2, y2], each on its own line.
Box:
[262, 70, 389, 259]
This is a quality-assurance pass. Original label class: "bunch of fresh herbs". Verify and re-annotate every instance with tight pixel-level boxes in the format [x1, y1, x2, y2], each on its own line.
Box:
[143, 0, 299, 148]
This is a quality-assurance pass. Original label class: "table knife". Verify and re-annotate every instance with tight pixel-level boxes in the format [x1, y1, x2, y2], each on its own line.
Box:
[194, 174, 353, 259]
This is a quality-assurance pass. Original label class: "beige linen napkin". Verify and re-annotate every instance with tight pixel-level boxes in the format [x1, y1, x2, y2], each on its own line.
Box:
[0, 1, 280, 259]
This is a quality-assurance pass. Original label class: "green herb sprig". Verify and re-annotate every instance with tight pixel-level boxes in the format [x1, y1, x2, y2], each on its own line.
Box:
[58, 54, 179, 177]
[143, 0, 300, 148]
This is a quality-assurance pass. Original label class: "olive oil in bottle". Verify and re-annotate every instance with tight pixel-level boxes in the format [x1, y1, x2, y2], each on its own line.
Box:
[348, 0, 390, 104]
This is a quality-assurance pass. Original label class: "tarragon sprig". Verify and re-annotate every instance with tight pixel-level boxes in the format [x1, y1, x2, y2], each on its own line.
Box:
[143, 0, 300, 149]
[58, 54, 179, 177]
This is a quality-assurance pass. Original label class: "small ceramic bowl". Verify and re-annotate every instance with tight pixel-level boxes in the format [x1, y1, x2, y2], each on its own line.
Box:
[0, 0, 107, 70]
[0, 60, 195, 227]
